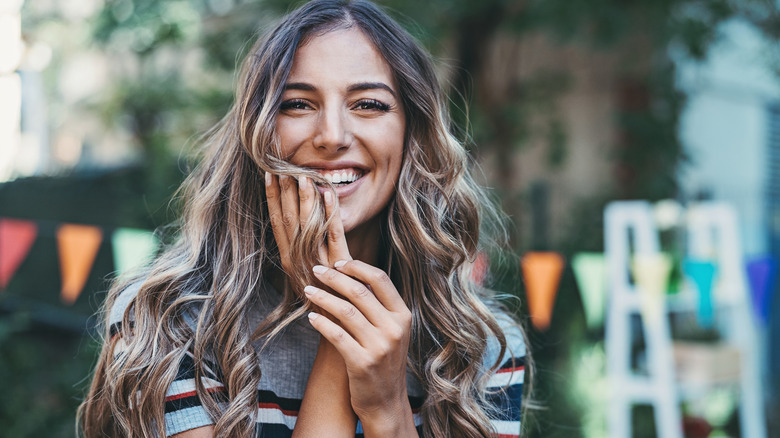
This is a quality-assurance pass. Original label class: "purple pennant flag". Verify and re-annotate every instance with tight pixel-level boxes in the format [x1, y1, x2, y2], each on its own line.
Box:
[746, 256, 777, 325]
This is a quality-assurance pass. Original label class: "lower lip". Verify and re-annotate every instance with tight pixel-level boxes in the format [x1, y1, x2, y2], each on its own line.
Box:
[316, 174, 366, 198]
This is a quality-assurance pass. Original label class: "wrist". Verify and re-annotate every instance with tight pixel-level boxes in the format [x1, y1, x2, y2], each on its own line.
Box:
[357, 401, 417, 438]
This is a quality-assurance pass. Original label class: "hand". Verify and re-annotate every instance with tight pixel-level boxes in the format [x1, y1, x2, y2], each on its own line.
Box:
[264, 172, 351, 275]
[304, 244, 416, 435]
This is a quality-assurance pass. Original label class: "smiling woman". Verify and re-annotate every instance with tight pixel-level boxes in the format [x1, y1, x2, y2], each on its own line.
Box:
[78, 1, 529, 438]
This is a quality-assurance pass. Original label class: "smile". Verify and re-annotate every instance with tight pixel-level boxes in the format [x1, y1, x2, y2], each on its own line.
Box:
[315, 168, 364, 187]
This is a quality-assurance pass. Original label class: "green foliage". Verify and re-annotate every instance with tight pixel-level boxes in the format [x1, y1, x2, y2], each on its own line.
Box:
[0, 313, 99, 438]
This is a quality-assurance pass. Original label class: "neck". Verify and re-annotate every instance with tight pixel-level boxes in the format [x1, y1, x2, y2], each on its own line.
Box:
[345, 216, 383, 267]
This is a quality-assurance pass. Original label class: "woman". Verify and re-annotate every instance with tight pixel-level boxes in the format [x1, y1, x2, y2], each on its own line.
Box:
[79, 1, 528, 437]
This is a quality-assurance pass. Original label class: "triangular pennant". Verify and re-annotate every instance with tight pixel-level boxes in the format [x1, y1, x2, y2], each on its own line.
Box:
[746, 256, 777, 325]
[682, 259, 718, 328]
[521, 252, 564, 331]
[572, 252, 607, 330]
[57, 224, 103, 305]
[632, 253, 672, 324]
[0, 218, 38, 289]
[112, 228, 159, 275]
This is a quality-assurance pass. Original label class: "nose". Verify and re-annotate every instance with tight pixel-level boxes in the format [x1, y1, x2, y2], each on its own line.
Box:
[314, 107, 351, 152]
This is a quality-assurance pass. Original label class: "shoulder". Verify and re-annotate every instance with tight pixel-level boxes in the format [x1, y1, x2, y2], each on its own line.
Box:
[483, 307, 527, 372]
[108, 281, 143, 334]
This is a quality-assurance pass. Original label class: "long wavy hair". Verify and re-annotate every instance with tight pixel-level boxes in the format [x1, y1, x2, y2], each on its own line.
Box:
[79, 1, 530, 437]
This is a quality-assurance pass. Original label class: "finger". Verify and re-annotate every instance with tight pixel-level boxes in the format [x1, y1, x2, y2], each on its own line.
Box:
[311, 265, 388, 324]
[265, 172, 291, 267]
[323, 190, 351, 264]
[298, 176, 317, 230]
[279, 174, 300, 238]
[332, 260, 407, 313]
[307, 311, 364, 365]
[304, 285, 375, 339]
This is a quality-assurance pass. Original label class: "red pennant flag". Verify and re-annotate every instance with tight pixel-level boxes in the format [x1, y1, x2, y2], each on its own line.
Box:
[57, 224, 103, 305]
[521, 252, 565, 331]
[0, 218, 38, 289]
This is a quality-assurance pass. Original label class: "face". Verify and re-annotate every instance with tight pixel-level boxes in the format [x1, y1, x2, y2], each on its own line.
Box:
[275, 27, 405, 235]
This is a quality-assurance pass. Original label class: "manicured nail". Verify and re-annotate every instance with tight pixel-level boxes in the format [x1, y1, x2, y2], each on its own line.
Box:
[334, 260, 347, 268]
[264, 172, 271, 186]
[312, 265, 327, 274]
[299, 176, 308, 190]
[324, 190, 332, 206]
[304, 285, 317, 296]
[308, 312, 319, 321]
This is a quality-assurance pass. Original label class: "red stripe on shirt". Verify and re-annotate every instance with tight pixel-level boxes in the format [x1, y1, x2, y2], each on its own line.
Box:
[257, 402, 299, 417]
[496, 365, 525, 374]
[165, 386, 225, 402]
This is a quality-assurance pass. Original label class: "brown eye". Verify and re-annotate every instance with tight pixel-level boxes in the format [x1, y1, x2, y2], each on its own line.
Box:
[280, 99, 310, 111]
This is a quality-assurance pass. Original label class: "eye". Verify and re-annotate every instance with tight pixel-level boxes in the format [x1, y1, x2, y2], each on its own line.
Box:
[353, 99, 391, 112]
[280, 99, 311, 111]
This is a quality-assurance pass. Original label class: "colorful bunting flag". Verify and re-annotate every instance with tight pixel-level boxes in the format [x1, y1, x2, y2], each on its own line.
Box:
[632, 253, 672, 324]
[683, 259, 718, 328]
[746, 256, 777, 325]
[112, 228, 159, 275]
[0, 218, 38, 289]
[572, 252, 607, 330]
[57, 224, 103, 305]
[521, 252, 564, 331]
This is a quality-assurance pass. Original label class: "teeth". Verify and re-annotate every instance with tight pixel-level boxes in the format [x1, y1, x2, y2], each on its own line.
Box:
[317, 169, 362, 185]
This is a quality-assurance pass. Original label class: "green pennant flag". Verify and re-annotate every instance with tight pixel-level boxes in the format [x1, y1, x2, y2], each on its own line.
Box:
[112, 228, 159, 275]
[572, 253, 607, 330]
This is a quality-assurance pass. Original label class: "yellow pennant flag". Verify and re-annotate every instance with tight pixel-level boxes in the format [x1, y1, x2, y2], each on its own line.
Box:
[57, 224, 103, 305]
[521, 252, 565, 331]
[631, 253, 672, 325]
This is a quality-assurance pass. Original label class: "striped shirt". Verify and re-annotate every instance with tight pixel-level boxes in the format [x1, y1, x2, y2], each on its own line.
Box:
[110, 283, 525, 437]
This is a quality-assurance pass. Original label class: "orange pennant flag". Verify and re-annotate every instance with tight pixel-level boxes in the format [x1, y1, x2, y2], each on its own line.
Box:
[57, 224, 103, 305]
[0, 218, 38, 289]
[521, 252, 565, 331]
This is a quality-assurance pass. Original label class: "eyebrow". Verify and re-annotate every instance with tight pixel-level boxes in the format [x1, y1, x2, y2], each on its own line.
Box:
[284, 81, 397, 98]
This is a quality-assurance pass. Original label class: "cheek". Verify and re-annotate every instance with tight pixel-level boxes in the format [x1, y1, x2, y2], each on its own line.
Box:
[276, 119, 309, 157]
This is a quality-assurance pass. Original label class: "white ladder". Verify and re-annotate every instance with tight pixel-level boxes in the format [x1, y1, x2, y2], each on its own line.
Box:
[604, 201, 765, 438]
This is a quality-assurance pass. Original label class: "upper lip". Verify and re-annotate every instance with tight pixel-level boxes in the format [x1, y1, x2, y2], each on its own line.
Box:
[299, 161, 369, 171]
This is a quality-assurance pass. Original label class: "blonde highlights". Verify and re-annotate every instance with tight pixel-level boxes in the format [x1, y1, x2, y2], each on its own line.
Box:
[79, 1, 529, 437]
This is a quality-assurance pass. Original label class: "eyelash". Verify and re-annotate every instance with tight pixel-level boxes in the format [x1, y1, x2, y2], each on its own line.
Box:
[353, 99, 391, 112]
[279, 98, 392, 112]
[279, 99, 310, 111]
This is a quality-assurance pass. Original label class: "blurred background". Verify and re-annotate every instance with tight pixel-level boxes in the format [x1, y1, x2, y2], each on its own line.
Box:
[1, 0, 779, 436]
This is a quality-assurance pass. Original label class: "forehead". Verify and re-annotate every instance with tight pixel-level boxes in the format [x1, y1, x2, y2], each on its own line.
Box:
[288, 27, 396, 87]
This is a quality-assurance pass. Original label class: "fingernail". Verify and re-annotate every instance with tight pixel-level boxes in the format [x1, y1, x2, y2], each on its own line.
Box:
[334, 260, 347, 268]
[264, 172, 271, 186]
[304, 285, 317, 296]
[312, 265, 327, 274]
[308, 312, 319, 321]
[324, 191, 332, 206]
[299, 176, 308, 189]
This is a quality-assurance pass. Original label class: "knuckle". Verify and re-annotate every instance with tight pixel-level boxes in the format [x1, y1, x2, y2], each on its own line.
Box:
[386, 324, 405, 342]
[350, 284, 371, 299]
[281, 212, 296, 227]
[328, 229, 343, 244]
[332, 329, 346, 343]
[341, 303, 358, 319]
[373, 270, 391, 285]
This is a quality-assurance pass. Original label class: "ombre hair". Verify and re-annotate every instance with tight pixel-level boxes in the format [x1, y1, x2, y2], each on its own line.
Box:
[79, 1, 530, 437]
